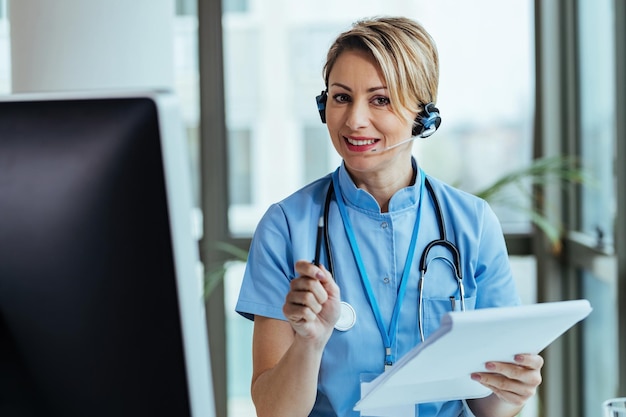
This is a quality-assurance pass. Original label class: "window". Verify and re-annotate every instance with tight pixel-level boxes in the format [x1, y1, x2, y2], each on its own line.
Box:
[223, 1, 535, 237]
[219, 1, 536, 415]
[176, 0, 197, 16]
[303, 126, 334, 184]
[228, 128, 252, 205]
[0, 0, 9, 94]
[172, 7, 201, 203]
[534, 1, 624, 415]
[576, 0, 619, 414]
[581, 270, 618, 417]
[578, 0, 616, 246]
[222, 0, 249, 14]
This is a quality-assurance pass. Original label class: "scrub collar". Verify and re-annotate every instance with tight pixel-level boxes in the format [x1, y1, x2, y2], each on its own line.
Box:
[336, 157, 423, 213]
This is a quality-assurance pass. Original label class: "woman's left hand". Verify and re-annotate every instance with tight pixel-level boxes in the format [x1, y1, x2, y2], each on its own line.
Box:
[470, 353, 544, 406]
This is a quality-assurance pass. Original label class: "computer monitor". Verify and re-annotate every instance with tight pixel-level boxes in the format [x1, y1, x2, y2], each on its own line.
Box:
[0, 91, 215, 417]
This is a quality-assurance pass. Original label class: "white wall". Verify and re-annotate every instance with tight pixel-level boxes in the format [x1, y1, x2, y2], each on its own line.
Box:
[9, 0, 175, 93]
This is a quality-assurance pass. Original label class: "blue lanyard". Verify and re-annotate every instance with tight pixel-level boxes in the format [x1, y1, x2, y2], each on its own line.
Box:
[331, 168, 426, 367]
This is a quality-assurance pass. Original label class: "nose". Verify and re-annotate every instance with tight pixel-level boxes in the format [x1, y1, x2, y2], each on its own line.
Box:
[345, 100, 370, 131]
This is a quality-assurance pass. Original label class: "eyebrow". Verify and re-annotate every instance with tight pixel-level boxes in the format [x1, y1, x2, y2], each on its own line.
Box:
[329, 82, 388, 93]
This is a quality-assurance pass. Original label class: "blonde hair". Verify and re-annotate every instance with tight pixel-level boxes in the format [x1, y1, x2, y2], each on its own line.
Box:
[323, 16, 439, 122]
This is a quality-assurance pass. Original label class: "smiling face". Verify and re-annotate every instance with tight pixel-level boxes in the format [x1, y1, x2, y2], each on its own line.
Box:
[325, 49, 416, 181]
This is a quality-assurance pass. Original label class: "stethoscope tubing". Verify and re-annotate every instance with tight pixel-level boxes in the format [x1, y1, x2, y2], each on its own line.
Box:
[322, 181, 335, 275]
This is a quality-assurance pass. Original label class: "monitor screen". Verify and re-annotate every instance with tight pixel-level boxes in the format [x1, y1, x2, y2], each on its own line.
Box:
[0, 91, 215, 417]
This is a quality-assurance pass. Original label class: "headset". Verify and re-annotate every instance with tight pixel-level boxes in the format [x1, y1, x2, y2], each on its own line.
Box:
[315, 90, 442, 138]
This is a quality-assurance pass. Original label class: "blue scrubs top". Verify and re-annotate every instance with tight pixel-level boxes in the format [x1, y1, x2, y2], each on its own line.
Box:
[236, 161, 520, 417]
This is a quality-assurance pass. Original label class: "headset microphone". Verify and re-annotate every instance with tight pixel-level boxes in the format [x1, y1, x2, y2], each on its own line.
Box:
[370, 136, 419, 153]
[370, 122, 438, 153]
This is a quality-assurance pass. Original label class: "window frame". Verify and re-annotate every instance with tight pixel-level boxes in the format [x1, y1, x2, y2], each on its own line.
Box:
[614, 0, 626, 397]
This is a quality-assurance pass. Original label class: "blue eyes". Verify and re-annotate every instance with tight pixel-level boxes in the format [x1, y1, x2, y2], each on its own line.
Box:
[331, 94, 390, 107]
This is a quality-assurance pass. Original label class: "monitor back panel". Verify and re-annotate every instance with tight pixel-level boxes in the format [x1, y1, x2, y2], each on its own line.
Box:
[0, 97, 193, 417]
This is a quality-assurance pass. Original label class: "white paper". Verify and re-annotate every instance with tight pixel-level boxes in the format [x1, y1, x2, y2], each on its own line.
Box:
[354, 299, 592, 414]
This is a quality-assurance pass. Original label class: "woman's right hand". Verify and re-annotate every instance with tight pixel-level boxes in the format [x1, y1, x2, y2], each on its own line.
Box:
[252, 263, 341, 417]
[283, 260, 342, 343]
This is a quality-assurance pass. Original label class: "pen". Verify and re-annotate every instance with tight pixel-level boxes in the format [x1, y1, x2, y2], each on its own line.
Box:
[450, 296, 456, 311]
[313, 216, 324, 266]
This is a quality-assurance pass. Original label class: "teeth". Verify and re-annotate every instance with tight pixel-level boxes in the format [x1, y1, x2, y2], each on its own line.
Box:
[346, 137, 376, 146]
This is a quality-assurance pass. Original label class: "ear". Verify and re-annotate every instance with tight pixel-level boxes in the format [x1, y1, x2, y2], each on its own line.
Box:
[412, 103, 441, 137]
[315, 90, 328, 124]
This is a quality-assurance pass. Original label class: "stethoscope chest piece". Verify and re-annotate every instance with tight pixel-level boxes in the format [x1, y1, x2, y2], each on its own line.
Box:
[334, 301, 356, 331]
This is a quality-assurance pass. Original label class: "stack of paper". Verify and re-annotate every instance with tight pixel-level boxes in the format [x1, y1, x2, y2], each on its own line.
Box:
[354, 299, 592, 415]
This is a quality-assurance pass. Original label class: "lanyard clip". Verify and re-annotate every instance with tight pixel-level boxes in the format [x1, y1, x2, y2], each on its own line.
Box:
[385, 348, 393, 371]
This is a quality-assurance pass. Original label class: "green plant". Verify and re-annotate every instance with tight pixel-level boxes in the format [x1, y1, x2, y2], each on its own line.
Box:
[204, 241, 248, 298]
[471, 155, 589, 253]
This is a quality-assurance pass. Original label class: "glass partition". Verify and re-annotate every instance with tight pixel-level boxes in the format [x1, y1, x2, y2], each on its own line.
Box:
[576, 0, 619, 413]
[222, 0, 535, 237]
[581, 270, 619, 417]
[578, 0, 616, 248]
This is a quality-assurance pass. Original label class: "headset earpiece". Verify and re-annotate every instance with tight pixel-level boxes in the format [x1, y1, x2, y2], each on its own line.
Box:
[412, 103, 441, 138]
[316, 90, 328, 124]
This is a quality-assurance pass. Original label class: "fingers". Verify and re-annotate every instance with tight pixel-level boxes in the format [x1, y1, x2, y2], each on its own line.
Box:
[294, 260, 340, 299]
[282, 261, 341, 335]
[316, 264, 341, 299]
[471, 354, 544, 406]
[292, 261, 333, 300]
[284, 276, 325, 324]
[513, 353, 545, 370]
[295, 260, 332, 283]
[286, 277, 327, 312]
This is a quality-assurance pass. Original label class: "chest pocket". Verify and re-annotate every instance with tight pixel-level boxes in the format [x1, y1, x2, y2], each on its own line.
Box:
[419, 256, 476, 339]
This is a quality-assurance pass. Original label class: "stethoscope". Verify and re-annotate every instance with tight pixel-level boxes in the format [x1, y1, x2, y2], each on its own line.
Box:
[314, 170, 466, 351]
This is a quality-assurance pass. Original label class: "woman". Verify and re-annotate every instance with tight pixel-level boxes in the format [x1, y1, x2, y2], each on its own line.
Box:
[236, 16, 543, 417]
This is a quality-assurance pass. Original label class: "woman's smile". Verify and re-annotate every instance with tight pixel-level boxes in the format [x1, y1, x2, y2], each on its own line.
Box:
[344, 135, 380, 151]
